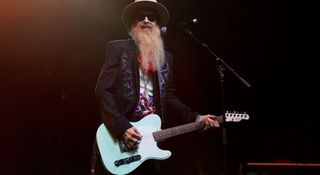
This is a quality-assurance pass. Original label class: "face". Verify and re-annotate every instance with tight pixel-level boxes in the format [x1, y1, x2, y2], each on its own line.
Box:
[131, 10, 160, 33]
[129, 9, 164, 72]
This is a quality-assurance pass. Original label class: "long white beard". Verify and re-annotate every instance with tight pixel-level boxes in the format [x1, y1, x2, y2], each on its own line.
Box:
[130, 25, 165, 72]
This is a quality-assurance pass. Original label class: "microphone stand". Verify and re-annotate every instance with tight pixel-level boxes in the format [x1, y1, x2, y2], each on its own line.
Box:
[181, 27, 251, 175]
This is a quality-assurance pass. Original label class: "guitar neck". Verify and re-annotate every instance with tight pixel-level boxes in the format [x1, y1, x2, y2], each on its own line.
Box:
[151, 112, 248, 143]
[152, 121, 205, 142]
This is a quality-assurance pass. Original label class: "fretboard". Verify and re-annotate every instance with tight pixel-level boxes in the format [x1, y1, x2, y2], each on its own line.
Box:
[152, 121, 205, 142]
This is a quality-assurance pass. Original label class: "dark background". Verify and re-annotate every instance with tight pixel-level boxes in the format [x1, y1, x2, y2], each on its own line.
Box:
[0, 0, 317, 175]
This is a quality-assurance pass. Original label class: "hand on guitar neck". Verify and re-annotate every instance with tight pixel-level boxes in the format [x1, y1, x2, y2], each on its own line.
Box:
[196, 114, 220, 131]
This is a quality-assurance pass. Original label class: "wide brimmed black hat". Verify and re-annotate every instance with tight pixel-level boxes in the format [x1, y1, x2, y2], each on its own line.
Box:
[121, 0, 170, 28]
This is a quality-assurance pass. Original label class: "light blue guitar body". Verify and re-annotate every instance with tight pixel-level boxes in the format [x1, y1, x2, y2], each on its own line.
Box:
[96, 114, 171, 175]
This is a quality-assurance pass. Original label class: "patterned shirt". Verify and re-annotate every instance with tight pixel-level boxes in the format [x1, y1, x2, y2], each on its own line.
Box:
[133, 68, 156, 117]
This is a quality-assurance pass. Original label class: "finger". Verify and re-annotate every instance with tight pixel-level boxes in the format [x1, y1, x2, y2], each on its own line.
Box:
[207, 115, 217, 120]
[133, 128, 142, 135]
[209, 121, 215, 127]
[205, 119, 218, 128]
[199, 115, 217, 121]
[213, 121, 220, 127]
[125, 139, 138, 149]
[133, 139, 140, 146]
[126, 135, 141, 145]
[123, 133, 136, 143]
[130, 140, 140, 148]
[131, 131, 142, 140]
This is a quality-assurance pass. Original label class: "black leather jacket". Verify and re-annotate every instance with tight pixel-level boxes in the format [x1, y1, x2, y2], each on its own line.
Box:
[95, 39, 198, 138]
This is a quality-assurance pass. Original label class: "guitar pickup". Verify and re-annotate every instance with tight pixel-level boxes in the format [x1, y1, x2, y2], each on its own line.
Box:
[114, 155, 141, 167]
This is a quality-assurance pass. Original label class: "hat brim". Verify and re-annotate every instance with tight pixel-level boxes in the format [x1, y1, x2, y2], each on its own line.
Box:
[121, 1, 169, 28]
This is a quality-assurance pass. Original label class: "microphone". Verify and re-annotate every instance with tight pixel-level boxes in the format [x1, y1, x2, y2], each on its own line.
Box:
[161, 18, 198, 35]
[178, 18, 198, 27]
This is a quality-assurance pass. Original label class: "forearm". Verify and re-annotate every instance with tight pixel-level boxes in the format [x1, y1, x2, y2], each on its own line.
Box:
[96, 85, 132, 138]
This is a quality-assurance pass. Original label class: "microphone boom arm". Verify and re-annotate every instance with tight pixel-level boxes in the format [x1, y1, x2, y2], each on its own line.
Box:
[182, 27, 251, 88]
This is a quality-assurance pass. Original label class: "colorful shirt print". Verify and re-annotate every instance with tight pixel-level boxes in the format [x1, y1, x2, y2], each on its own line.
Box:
[133, 69, 155, 117]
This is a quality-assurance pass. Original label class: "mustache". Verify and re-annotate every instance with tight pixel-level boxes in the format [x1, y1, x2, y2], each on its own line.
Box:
[140, 23, 153, 29]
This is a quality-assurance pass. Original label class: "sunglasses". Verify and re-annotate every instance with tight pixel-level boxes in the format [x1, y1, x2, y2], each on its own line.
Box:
[134, 12, 159, 23]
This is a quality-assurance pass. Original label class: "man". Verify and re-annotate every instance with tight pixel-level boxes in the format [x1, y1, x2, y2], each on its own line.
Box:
[91, 0, 220, 174]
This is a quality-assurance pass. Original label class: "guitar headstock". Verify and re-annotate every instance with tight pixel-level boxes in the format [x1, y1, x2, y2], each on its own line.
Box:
[225, 111, 250, 122]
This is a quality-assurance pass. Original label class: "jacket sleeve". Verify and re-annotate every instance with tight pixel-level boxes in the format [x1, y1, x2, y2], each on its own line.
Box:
[164, 53, 199, 123]
[95, 42, 132, 138]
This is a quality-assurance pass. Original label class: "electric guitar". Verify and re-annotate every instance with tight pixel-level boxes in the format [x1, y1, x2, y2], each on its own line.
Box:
[96, 112, 249, 175]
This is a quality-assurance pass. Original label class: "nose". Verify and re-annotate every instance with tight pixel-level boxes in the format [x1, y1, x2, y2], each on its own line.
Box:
[142, 16, 151, 23]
